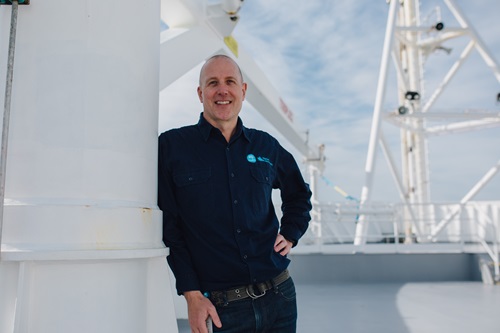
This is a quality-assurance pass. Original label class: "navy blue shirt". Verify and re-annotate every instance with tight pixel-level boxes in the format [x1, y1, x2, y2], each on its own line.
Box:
[158, 114, 312, 294]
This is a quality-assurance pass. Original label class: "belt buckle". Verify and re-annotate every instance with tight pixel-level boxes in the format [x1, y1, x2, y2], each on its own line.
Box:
[246, 284, 266, 299]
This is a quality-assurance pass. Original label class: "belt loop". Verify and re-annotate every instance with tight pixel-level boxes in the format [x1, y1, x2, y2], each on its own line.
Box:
[270, 279, 278, 294]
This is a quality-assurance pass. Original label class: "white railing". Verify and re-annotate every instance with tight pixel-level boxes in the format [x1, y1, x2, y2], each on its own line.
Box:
[297, 200, 500, 279]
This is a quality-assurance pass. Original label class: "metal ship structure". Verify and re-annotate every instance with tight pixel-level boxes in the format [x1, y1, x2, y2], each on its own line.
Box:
[1, 0, 499, 332]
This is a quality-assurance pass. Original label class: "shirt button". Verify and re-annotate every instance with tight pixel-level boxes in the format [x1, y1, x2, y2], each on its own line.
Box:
[243, 255, 248, 260]
[236, 229, 241, 234]
[231, 173, 235, 178]
[188, 177, 193, 181]
[234, 200, 238, 204]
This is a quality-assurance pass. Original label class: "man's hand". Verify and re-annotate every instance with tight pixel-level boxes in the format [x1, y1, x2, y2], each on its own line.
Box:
[184, 291, 221, 333]
[274, 233, 293, 256]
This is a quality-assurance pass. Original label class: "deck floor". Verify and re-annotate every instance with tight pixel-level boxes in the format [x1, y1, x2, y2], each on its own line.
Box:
[177, 281, 500, 332]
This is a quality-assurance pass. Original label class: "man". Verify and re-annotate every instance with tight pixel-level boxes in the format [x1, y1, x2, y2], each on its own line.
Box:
[158, 54, 312, 333]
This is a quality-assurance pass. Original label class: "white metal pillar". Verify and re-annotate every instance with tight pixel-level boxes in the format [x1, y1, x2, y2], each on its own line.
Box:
[0, 1, 177, 332]
[356, 0, 500, 246]
[399, 0, 433, 239]
[354, 0, 399, 246]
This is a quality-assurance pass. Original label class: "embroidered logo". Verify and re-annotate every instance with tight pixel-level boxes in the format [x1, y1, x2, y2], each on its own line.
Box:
[247, 153, 273, 166]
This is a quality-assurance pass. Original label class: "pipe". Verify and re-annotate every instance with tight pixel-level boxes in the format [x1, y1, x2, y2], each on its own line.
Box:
[0, 0, 19, 260]
[354, 0, 399, 246]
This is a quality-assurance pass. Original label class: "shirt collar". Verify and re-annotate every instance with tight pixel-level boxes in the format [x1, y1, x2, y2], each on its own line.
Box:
[197, 113, 213, 141]
[197, 113, 251, 143]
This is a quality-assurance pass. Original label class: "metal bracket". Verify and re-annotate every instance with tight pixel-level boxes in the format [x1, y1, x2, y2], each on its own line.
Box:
[0, 0, 30, 5]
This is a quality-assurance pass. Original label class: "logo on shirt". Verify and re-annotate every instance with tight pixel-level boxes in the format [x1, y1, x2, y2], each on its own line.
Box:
[247, 153, 273, 166]
[257, 156, 273, 166]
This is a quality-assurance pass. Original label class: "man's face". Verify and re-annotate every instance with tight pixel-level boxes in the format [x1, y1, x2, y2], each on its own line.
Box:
[198, 57, 247, 127]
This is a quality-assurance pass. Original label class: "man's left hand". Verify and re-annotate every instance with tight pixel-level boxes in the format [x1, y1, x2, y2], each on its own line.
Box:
[274, 234, 293, 256]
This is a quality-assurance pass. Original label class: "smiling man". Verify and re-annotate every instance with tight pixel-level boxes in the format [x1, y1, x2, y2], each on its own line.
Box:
[158, 54, 312, 333]
[197, 55, 246, 141]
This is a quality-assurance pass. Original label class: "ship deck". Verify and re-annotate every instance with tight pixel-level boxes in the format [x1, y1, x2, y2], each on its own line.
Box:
[178, 281, 500, 332]
[177, 252, 500, 332]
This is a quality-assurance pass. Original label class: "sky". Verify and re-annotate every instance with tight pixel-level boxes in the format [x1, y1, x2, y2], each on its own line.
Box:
[159, 0, 500, 204]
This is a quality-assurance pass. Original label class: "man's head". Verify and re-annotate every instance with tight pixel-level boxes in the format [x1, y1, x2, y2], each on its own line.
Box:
[198, 55, 247, 129]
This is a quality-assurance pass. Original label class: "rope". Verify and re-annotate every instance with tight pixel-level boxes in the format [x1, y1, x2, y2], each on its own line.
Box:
[320, 175, 359, 203]
[320, 175, 360, 223]
[0, 0, 19, 260]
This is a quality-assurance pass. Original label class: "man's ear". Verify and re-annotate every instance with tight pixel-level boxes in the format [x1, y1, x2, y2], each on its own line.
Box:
[242, 82, 248, 100]
[197, 86, 203, 103]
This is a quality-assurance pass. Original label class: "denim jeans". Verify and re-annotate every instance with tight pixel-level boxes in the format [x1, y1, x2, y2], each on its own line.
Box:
[212, 277, 297, 333]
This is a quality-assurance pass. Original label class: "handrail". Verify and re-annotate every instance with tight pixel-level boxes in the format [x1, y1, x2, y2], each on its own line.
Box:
[301, 201, 500, 280]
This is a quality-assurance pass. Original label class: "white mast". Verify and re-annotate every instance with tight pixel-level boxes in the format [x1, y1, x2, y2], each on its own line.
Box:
[355, 0, 500, 246]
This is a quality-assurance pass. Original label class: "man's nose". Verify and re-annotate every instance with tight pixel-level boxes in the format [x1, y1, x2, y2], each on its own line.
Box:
[217, 85, 229, 94]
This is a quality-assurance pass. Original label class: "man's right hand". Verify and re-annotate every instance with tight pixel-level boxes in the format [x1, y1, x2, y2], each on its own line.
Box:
[184, 290, 222, 333]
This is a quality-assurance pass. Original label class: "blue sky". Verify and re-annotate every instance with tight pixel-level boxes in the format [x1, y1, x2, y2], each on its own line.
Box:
[159, 0, 500, 204]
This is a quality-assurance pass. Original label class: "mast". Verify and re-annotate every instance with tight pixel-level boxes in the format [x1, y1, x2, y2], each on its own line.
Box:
[355, 0, 500, 246]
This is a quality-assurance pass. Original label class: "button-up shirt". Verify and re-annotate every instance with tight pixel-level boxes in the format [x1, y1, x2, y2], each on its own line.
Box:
[158, 114, 312, 294]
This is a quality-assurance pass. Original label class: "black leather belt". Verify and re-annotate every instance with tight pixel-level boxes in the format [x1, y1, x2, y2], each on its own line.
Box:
[208, 270, 290, 306]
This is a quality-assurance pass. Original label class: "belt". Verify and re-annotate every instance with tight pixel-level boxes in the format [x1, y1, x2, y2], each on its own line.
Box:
[207, 270, 290, 306]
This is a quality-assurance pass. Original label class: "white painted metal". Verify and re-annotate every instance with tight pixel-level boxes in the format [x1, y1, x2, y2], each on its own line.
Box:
[430, 160, 500, 240]
[422, 40, 475, 113]
[401, 0, 431, 210]
[301, 201, 500, 248]
[0, 1, 177, 332]
[444, 0, 500, 82]
[354, 0, 399, 246]
[0, 0, 17, 261]
[354, 0, 500, 247]
[379, 132, 421, 240]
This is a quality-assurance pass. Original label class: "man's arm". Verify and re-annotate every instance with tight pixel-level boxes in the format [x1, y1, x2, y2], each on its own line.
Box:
[158, 134, 201, 294]
[275, 145, 313, 246]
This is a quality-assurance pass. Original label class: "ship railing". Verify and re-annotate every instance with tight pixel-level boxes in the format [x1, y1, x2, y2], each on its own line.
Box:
[296, 201, 500, 276]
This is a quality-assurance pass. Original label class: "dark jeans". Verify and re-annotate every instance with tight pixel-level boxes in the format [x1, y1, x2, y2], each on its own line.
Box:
[212, 277, 297, 333]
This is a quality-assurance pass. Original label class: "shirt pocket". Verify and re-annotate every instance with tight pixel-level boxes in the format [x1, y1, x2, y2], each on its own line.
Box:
[173, 168, 212, 187]
[172, 168, 214, 218]
[250, 166, 273, 185]
[249, 166, 274, 213]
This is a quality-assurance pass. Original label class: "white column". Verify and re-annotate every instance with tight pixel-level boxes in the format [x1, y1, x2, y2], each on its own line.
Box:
[0, 1, 177, 332]
[354, 0, 398, 246]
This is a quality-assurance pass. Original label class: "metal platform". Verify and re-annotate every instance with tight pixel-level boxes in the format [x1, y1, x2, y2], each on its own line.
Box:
[176, 252, 500, 332]
[177, 281, 500, 333]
